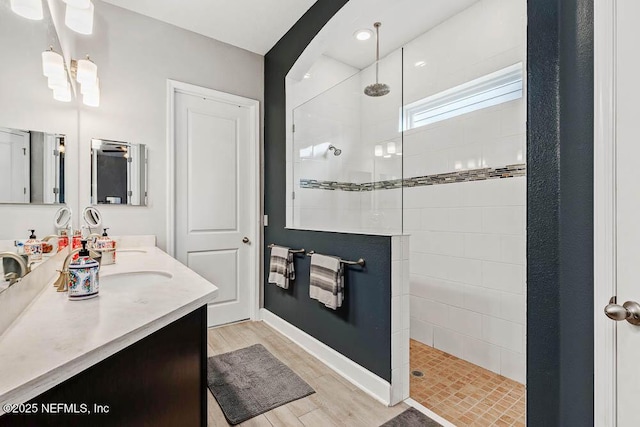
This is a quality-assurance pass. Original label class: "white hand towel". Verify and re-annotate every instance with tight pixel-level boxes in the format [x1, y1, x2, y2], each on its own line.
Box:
[268, 246, 294, 289]
[309, 253, 343, 310]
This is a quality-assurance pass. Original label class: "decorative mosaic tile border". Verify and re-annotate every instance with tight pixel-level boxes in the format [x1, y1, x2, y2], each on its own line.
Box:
[299, 163, 526, 192]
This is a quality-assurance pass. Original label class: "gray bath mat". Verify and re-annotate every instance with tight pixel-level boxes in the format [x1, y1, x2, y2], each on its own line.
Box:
[207, 343, 315, 425]
[381, 408, 443, 427]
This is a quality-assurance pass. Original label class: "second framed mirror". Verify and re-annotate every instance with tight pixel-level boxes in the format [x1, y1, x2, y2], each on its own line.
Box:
[91, 139, 148, 206]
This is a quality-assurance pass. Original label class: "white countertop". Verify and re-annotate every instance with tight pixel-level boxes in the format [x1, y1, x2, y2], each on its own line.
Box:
[0, 246, 218, 412]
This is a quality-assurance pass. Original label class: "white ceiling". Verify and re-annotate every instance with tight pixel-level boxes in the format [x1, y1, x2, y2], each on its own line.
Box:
[100, 0, 319, 55]
[322, 0, 481, 69]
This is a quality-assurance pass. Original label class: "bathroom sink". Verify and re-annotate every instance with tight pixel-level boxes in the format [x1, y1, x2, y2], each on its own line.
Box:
[100, 271, 173, 287]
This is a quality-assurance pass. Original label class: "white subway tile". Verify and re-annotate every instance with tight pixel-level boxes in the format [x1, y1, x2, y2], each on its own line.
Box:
[448, 208, 483, 233]
[463, 337, 501, 373]
[392, 331, 402, 369]
[463, 284, 502, 317]
[482, 261, 524, 294]
[481, 315, 523, 353]
[447, 257, 482, 285]
[500, 348, 526, 384]
[421, 208, 449, 231]
[482, 135, 524, 168]
[392, 260, 402, 296]
[402, 295, 411, 330]
[433, 327, 465, 359]
[411, 275, 465, 307]
[482, 206, 524, 235]
[448, 306, 483, 339]
[410, 318, 434, 346]
[500, 235, 525, 265]
[464, 233, 501, 261]
[429, 232, 465, 257]
[404, 209, 422, 231]
[392, 296, 401, 333]
[500, 292, 526, 325]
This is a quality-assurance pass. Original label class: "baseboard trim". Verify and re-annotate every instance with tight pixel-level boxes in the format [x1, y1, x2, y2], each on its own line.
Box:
[259, 308, 392, 405]
[404, 398, 457, 427]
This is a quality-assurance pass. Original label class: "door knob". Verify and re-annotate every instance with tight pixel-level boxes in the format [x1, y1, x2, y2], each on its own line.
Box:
[604, 296, 640, 325]
[242, 237, 250, 244]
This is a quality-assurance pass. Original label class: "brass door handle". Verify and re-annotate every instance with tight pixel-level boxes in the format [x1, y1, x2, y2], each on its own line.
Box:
[605, 296, 640, 325]
[242, 237, 250, 244]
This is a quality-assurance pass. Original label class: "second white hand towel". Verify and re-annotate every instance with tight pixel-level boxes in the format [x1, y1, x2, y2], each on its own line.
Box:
[309, 253, 343, 310]
[268, 246, 294, 289]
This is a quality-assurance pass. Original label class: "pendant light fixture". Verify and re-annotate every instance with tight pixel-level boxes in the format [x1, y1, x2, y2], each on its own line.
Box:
[42, 46, 65, 78]
[63, 0, 94, 35]
[364, 22, 390, 97]
[10, 0, 43, 20]
[73, 56, 100, 107]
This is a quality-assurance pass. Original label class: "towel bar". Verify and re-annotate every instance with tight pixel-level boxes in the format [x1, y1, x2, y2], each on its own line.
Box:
[306, 250, 366, 267]
[268, 244, 305, 254]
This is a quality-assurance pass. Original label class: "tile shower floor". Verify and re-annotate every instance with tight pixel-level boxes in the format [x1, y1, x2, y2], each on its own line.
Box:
[410, 339, 525, 427]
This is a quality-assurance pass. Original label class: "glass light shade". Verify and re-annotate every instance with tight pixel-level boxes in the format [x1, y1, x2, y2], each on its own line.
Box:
[48, 75, 68, 90]
[53, 86, 72, 102]
[387, 141, 397, 154]
[65, 1, 94, 35]
[83, 89, 100, 107]
[81, 78, 99, 95]
[374, 145, 383, 157]
[62, 0, 91, 8]
[42, 49, 64, 78]
[10, 0, 43, 20]
[76, 58, 97, 85]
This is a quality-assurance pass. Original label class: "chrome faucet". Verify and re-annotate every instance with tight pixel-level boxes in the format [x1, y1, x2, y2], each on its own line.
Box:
[0, 252, 29, 287]
[53, 247, 102, 292]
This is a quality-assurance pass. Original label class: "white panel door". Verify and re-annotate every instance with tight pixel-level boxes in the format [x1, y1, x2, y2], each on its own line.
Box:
[606, 1, 640, 424]
[0, 128, 29, 203]
[175, 90, 255, 326]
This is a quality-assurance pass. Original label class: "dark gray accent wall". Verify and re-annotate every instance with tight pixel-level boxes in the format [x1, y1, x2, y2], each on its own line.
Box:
[527, 0, 593, 426]
[264, 0, 392, 382]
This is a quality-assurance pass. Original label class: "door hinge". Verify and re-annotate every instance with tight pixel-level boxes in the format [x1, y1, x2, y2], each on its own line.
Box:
[292, 191, 295, 200]
[53, 187, 59, 194]
[23, 187, 26, 194]
[22, 148, 26, 155]
[292, 124, 295, 133]
[127, 157, 133, 163]
[53, 150, 60, 157]
[127, 190, 133, 196]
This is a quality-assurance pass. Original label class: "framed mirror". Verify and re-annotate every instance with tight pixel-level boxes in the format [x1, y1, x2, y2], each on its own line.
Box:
[0, 126, 66, 205]
[90, 139, 148, 206]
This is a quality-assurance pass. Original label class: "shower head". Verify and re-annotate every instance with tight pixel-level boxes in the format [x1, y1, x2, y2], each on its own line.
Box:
[364, 83, 390, 97]
[364, 22, 390, 97]
[328, 145, 342, 156]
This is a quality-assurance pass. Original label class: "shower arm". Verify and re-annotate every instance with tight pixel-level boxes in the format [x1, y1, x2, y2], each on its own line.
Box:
[374, 22, 381, 84]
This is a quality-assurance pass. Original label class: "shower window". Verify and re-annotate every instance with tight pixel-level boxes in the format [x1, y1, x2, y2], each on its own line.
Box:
[402, 62, 524, 131]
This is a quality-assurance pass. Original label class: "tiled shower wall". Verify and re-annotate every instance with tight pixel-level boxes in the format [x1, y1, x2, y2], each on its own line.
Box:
[403, 0, 526, 383]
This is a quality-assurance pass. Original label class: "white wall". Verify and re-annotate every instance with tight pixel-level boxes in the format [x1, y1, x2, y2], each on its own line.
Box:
[0, 1, 264, 250]
[0, 2, 79, 240]
[73, 1, 264, 250]
[403, 0, 526, 383]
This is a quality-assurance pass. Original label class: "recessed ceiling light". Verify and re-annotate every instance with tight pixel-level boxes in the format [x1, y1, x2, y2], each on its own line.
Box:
[414, 61, 427, 68]
[303, 73, 311, 79]
[354, 29, 373, 41]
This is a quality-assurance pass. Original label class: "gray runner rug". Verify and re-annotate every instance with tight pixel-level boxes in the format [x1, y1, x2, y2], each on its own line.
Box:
[207, 343, 315, 425]
[381, 408, 443, 427]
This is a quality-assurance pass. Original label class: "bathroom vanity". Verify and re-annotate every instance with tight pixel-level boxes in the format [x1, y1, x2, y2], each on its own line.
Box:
[0, 240, 218, 427]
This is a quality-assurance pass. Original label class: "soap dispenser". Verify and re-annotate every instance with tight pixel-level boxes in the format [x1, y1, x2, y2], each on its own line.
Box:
[95, 228, 116, 265]
[68, 240, 100, 300]
[24, 230, 43, 262]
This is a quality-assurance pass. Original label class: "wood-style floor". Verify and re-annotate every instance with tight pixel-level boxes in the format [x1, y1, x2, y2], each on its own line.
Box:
[206, 321, 408, 427]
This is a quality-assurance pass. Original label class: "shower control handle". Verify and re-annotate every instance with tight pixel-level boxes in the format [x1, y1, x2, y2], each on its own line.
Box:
[604, 296, 640, 325]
